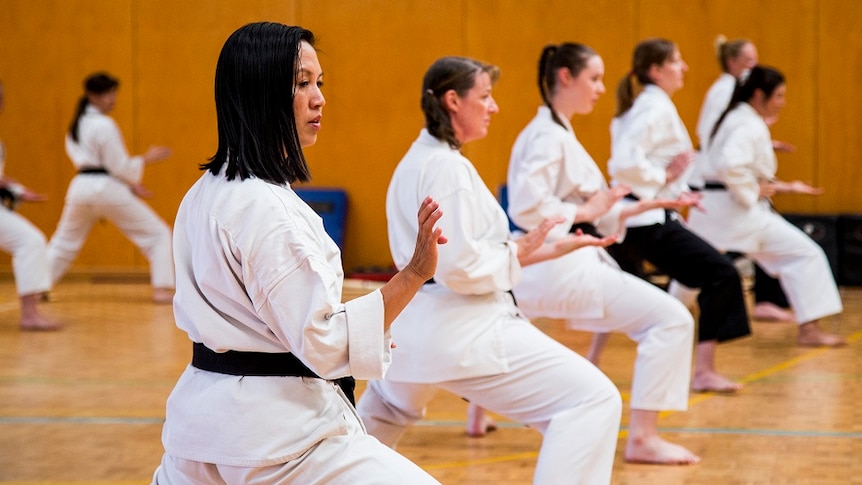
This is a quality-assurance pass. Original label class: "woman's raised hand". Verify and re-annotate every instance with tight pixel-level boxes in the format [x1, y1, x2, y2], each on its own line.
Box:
[403, 196, 447, 281]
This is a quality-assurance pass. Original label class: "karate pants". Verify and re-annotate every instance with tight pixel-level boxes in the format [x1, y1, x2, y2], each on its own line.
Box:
[357, 317, 622, 485]
[516, 251, 693, 412]
[0, 207, 51, 295]
[746, 215, 842, 324]
[617, 220, 750, 343]
[47, 194, 174, 288]
[151, 407, 441, 485]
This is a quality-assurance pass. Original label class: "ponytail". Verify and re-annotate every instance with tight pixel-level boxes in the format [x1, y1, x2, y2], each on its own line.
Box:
[68, 96, 89, 142]
[709, 65, 785, 143]
[421, 56, 500, 149]
[68, 72, 119, 143]
[614, 38, 676, 117]
[614, 73, 637, 117]
[536, 43, 596, 128]
[538, 45, 566, 128]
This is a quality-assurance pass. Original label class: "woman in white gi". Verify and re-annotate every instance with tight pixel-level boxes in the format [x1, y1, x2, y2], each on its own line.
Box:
[0, 80, 62, 330]
[356, 56, 623, 485]
[697, 37, 796, 322]
[152, 22, 445, 484]
[47, 72, 174, 303]
[605, 38, 751, 393]
[687, 65, 844, 347]
[696, 37, 759, 151]
[468, 42, 700, 465]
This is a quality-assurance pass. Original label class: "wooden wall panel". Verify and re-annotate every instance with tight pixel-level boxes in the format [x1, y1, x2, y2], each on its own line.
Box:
[463, 0, 637, 195]
[293, 0, 464, 271]
[817, 0, 862, 213]
[132, 0, 301, 267]
[0, 0, 138, 271]
[1, 0, 861, 275]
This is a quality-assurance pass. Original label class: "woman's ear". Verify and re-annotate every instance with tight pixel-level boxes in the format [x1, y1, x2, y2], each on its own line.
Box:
[647, 63, 661, 83]
[751, 88, 766, 106]
[442, 89, 459, 113]
[558, 67, 574, 86]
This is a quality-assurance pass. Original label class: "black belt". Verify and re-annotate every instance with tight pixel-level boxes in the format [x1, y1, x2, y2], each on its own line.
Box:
[569, 222, 600, 237]
[425, 278, 518, 305]
[78, 167, 108, 175]
[703, 181, 727, 190]
[191, 342, 356, 405]
[623, 193, 675, 221]
[0, 187, 18, 210]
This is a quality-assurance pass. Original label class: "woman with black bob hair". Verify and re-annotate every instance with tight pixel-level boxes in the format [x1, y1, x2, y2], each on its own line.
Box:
[152, 22, 445, 484]
[687, 65, 844, 347]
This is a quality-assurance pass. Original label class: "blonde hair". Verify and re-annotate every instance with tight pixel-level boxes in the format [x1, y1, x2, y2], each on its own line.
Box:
[714, 35, 752, 73]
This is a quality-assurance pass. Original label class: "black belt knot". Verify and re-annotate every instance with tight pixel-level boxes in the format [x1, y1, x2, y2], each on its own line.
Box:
[191, 342, 356, 405]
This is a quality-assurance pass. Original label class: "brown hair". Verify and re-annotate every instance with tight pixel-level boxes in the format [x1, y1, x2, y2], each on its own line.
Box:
[421, 56, 500, 149]
[538, 43, 597, 128]
[614, 38, 676, 117]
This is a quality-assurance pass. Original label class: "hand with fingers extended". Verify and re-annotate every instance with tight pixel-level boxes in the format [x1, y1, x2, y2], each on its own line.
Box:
[553, 228, 618, 254]
[666, 150, 696, 183]
[381, 196, 447, 329]
[515, 217, 564, 262]
[579, 184, 630, 222]
[403, 196, 448, 281]
[778, 180, 823, 196]
[662, 191, 704, 213]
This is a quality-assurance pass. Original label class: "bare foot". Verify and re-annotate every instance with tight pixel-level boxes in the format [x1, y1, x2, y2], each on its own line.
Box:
[152, 288, 174, 304]
[752, 302, 794, 322]
[465, 404, 497, 437]
[797, 322, 845, 347]
[20, 314, 63, 332]
[692, 370, 742, 393]
[625, 435, 701, 465]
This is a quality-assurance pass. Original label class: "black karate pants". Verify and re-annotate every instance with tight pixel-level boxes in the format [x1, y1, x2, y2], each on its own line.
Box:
[611, 219, 751, 343]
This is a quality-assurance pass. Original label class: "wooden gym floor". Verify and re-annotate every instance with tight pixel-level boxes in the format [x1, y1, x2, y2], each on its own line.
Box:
[0, 275, 859, 484]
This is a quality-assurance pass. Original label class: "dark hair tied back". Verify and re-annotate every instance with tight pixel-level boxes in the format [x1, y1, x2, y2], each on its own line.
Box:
[68, 72, 119, 142]
[614, 38, 675, 117]
[538, 43, 596, 129]
[709, 65, 784, 143]
[420, 56, 500, 149]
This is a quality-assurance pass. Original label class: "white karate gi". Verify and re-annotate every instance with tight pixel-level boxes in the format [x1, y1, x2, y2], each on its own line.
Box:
[47, 105, 174, 288]
[0, 141, 51, 296]
[608, 85, 695, 224]
[507, 107, 693, 412]
[608, 86, 750, 343]
[686, 103, 842, 324]
[152, 170, 439, 485]
[357, 129, 622, 485]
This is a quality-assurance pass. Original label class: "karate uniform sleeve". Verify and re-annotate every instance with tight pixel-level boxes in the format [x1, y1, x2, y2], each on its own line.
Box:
[433, 168, 521, 295]
[713, 125, 761, 209]
[240, 201, 390, 381]
[508, 130, 578, 240]
[609, 112, 668, 200]
[94, 117, 145, 185]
